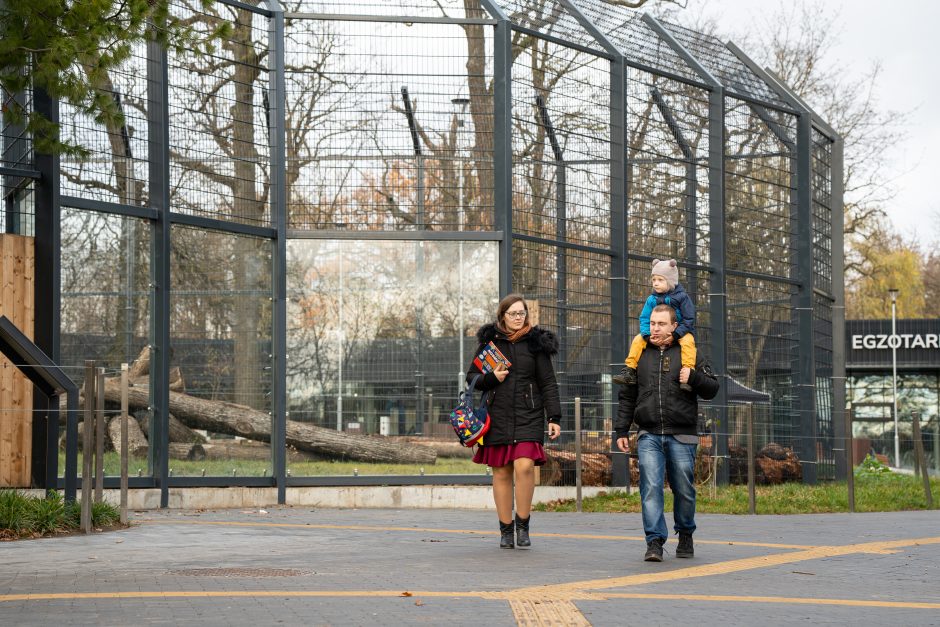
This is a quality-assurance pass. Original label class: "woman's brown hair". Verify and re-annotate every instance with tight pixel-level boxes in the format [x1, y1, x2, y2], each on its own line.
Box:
[495, 293, 527, 322]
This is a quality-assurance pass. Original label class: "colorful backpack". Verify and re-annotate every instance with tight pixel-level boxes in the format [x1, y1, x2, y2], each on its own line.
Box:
[449, 374, 491, 447]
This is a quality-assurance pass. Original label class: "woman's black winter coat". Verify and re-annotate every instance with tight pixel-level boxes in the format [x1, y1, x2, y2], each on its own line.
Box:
[467, 323, 562, 447]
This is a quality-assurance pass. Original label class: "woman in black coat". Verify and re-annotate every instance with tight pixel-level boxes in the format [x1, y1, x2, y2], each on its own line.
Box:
[467, 293, 561, 549]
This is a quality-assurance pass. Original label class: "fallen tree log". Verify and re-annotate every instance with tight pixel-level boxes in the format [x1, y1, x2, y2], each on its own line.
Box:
[396, 437, 474, 458]
[57, 364, 185, 423]
[99, 381, 437, 464]
[134, 410, 207, 444]
[108, 415, 149, 457]
[125, 346, 184, 391]
[728, 443, 802, 485]
[168, 442, 206, 461]
[200, 441, 322, 463]
[540, 449, 611, 486]
[62, 421, 113, 452]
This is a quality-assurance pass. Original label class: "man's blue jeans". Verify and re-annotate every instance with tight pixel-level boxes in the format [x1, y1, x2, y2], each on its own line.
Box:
[636, 433, 697, 543]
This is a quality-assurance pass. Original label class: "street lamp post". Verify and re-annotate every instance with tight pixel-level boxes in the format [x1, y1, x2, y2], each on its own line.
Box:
[888, 287, 899, 467]
[452, 97, 470, 393]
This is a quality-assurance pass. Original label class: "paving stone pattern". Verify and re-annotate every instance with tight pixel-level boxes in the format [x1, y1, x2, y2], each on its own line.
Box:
[1, 508, 938, 626]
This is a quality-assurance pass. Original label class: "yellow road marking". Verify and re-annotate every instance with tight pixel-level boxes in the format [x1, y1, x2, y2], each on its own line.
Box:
[602, 593, 940, 610]
[507, 536, 940, 597]
[0, 591, 477, 603]
[135, 519, 816, 550]
[1, 589, 937, 612]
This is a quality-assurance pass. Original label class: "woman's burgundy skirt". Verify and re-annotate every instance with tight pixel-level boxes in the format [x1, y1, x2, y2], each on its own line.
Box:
[472, 441, 547, 467]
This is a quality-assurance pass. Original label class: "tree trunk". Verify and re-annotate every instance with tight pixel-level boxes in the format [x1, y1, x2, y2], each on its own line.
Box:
[168, 442, 207, 461]
[99, 381, 437, 464]
[229, 8, 266, 412]
[397, 437, 474, 458]
[201, 440, 322, 463]
[134, 410, 206, 445]
[107, 415, 149, 457]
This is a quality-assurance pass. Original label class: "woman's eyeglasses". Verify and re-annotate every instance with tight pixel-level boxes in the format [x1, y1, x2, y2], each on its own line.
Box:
[506, 311, 527, 319]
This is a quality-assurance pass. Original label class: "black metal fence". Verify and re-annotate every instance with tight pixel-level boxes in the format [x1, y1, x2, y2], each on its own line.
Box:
[1, 0, 842, 502]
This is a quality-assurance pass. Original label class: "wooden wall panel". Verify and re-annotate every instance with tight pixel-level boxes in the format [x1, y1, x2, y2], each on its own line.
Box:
[0, 234, 34, 488]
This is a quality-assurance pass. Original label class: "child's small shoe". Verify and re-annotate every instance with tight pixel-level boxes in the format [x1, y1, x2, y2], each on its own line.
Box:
[612, 367, 637, 386]
[679, 370, 693, 392]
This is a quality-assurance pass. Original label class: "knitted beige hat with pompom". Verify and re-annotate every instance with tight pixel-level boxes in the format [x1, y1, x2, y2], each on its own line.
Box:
[651, 258, 678, 291]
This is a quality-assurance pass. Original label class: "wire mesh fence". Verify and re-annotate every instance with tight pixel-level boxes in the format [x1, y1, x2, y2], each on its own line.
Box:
[1, 79, 36, 236]
[1, 0, 846, 493]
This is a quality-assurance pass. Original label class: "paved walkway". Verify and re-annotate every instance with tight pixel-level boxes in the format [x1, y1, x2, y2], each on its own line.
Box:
[2, 507, 939, 626]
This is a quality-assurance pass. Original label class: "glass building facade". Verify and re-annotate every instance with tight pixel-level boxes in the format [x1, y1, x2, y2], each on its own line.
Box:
[846, 319, 940, 473]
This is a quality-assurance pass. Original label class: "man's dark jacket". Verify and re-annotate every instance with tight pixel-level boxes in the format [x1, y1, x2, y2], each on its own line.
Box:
[615, 342, 719, 438]
[468, 324, 562, 446]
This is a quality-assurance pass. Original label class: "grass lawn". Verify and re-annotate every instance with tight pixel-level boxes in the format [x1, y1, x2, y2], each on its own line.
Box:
[58, 452, 483, 478]
[534, 472, 940, 514]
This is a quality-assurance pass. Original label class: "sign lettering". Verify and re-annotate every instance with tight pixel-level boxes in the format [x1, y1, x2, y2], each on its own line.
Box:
[851, 333, 940, 351]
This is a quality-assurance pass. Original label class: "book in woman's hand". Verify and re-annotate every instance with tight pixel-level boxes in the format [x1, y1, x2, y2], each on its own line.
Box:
[473, 341, 512, 374]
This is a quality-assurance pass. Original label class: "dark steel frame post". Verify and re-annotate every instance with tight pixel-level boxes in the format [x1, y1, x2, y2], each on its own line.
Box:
[830, 135, 846, 480]
[644, 15, 729, 484]
[481, 0, 512, 296]
[147, 26, 172, 507]
[706, 85, 729, 485]
[793, 99, 817, 484]
[268, 0, 288, 504]
[32, 85, 61, 490]
[608, 47, 628, 489]
[561, 0, 628, 487]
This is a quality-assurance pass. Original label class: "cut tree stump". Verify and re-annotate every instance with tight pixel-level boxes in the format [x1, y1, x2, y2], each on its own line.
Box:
[98, 380, 437, 465]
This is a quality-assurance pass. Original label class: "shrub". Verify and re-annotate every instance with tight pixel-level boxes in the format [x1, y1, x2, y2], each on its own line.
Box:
[29, 491, 67, 535]
[0, 489, 122, 539]
[855, 454, 892, 477]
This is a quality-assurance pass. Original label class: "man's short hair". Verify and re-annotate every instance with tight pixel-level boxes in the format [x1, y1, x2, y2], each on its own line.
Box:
[651, 303, 676, 323]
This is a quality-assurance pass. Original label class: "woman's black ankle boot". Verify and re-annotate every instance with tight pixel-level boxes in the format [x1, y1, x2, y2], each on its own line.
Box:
[499, 520, 515, 549]
[515, 514, 531, 548]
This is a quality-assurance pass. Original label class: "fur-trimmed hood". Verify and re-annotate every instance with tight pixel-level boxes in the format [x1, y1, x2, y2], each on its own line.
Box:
[475, 323, 559, 356]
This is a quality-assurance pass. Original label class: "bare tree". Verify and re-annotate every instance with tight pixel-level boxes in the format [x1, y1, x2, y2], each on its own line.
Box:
[731, 3, 906, 290]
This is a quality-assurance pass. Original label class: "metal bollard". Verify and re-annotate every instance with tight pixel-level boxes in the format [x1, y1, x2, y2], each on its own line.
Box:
[81, 361, 94, 533]
[746, 411, 755, 515]
[120, 364, 129, 525]
[94, 367, 106, 504]
[846, 405, 855, 513]
[912, 412, 934, 508]
[575, 397, 582, 513]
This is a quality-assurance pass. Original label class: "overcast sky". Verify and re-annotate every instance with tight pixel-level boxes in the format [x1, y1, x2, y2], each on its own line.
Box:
[684, 0, 940, 248]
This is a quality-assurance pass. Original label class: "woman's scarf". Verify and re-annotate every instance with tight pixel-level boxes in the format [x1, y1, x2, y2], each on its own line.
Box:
[497, 321, 531, 344]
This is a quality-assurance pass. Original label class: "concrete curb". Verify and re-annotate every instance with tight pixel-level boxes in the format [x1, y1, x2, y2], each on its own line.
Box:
[20, 485, 614, 510]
